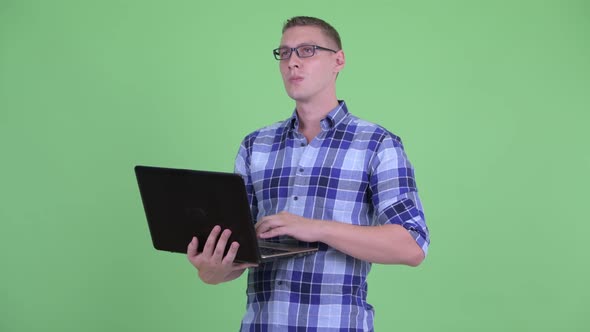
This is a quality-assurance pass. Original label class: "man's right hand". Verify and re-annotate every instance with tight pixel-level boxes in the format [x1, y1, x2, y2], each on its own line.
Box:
[186, 225, 257, 284]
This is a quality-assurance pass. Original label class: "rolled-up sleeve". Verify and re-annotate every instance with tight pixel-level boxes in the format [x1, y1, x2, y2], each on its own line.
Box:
[370, 134, 430, 256]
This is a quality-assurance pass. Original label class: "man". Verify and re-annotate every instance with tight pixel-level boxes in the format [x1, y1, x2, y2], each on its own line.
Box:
[187, 16, 430, 331]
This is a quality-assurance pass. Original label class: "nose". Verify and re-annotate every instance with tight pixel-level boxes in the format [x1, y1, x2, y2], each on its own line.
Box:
[287, 51, 301, 69]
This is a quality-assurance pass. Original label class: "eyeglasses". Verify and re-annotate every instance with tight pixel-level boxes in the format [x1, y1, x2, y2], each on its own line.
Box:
[273, 44, 338, 60]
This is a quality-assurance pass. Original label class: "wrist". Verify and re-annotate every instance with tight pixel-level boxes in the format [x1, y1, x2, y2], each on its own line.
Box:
[313, 218, 331, 242]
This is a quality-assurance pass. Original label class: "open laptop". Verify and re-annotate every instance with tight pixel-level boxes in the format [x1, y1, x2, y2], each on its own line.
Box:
[134, 165, 318, 264]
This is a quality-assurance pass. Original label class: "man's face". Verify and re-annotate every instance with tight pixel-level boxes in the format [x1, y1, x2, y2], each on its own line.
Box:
[278, 26, 343, 103]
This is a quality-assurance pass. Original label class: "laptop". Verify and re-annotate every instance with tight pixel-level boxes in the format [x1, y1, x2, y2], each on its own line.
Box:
[134, 165, 318, 264]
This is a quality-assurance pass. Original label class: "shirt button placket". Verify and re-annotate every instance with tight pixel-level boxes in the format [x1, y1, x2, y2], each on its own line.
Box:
[293, 166, 305, 202]
[290, 137, 308, 212]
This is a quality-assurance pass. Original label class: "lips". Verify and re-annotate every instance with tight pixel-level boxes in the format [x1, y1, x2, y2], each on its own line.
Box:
[289, 76, 304, 83]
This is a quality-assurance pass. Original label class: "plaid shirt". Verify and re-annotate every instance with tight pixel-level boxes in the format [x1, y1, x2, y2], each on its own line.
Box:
[234, 101, 429, 331]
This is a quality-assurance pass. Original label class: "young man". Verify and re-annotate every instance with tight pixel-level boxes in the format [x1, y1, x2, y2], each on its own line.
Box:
[187, 16, 430, 331]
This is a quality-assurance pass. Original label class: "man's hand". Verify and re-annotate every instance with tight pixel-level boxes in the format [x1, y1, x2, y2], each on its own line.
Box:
[255, 211, 323, 242]
[187, 225, 257, 285]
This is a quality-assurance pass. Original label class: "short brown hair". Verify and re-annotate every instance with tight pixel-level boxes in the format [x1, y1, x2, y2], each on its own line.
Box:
[282, 16, 342, 50]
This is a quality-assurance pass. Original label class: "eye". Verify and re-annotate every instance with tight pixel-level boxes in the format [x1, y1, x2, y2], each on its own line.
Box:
[278, 48, 291, 58]
[299, 46, 315, 56]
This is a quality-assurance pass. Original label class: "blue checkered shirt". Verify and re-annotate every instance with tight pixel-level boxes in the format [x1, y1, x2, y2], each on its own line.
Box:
[234, 101, 429, 331]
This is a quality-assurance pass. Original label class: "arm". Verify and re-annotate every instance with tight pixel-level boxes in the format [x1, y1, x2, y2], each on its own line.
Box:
[256, 212, 425, 266]
[186, 135, 261, 285]
[257, 133, 429, 266]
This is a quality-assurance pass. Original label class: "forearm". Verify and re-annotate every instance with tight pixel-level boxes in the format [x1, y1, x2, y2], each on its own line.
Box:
[317, 221, 425, 266]
[256, 212, 425, 266]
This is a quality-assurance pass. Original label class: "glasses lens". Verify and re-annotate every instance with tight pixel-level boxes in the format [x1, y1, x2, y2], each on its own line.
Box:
[274, 47, 291, 60]
[297, 45, 316, 58]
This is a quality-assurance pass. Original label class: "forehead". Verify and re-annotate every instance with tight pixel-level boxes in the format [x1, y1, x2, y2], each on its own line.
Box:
[280, 26, 329, 47]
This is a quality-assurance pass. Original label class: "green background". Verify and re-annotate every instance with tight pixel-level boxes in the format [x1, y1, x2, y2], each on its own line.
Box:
[1, 0, 588, 331]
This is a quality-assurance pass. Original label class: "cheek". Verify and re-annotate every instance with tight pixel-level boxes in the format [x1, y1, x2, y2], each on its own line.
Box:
[279, 64, 289, 78]
[279, 61, 289, 70]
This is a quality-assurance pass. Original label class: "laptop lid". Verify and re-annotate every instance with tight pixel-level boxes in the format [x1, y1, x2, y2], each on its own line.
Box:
[134, 165, 317, 264]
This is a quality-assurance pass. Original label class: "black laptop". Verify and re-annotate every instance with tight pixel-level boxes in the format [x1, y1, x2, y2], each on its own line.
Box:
[134, 165, 318, 264]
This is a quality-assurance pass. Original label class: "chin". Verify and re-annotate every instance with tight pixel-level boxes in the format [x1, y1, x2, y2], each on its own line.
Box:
[285, 89, 310, 102]
[285, 91, 301, 101]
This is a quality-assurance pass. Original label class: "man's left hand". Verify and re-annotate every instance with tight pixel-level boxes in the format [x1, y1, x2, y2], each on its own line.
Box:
[255, 211, 322, 242]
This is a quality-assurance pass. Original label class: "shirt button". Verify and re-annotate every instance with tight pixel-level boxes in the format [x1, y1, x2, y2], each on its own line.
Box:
[293, 196, 298, 201]
[300, 142, 305, 147]
[277, 281, 283, 285]
[299, 168, 304, 172]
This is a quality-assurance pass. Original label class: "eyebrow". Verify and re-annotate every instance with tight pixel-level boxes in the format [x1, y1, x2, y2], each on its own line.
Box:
[277, 42, 317, 48]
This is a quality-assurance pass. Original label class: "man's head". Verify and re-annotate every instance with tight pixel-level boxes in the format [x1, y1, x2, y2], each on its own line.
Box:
[282, 16, 342, 51]
[276, 16, 345, 105]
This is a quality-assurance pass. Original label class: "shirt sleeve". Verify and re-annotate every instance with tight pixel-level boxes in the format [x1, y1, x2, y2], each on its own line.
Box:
[234, 136, 259, 223]
[369, 133, 430, 256]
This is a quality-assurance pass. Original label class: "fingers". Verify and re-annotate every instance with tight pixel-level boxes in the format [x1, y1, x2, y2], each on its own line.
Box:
[254, 221, 268, 234]
[189, 226, 229, 263]
[256, 212, 311, 240]
[187, 236, 199, 258]
[212, 229, 232, 260]
[234, 262, 259, 270]
[202, 225, 222, 256]
[256, 216, 283, 238]
[221, 241, 240, 265]
[187, 226, 262, 269]
[255, 216, 277, 234]
[256, 211, 292, 232]
[222, 242, 257, 269]
[257, 227, 278, 239]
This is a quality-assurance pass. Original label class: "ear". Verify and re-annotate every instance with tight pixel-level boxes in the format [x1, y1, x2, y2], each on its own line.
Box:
[334, 50, 346, 73]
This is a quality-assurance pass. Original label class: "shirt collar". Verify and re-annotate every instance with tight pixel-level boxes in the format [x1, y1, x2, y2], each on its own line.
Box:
[288, 100, 349, 131]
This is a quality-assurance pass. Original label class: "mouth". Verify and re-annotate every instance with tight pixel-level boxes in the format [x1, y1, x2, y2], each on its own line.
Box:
[289, 76, 304, 83]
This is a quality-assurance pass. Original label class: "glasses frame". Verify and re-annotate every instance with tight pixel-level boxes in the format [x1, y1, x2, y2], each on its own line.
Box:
[273, 44, 338, 60]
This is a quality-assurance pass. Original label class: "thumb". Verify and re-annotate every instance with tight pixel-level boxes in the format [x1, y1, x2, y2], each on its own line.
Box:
[187, 236, 199, 258]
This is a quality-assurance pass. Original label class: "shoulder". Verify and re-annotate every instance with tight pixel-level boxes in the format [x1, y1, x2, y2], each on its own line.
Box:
[240, 118, 291, 149]
[343, 114, 404, 149]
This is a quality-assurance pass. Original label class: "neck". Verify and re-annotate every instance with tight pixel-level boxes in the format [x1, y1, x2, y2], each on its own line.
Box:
[295, 96, 339, 143]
